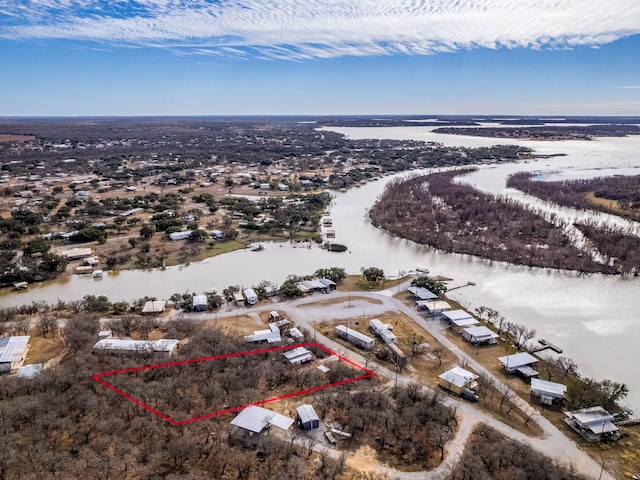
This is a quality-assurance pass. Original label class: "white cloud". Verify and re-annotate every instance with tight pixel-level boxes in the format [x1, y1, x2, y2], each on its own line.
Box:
[1, 0, 639, 60]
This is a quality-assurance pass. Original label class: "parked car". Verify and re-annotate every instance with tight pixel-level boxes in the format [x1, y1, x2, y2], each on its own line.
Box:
[461, 388, 479, 402]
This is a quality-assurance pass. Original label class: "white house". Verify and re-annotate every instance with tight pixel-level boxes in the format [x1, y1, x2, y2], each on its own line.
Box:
[369, 318, 397, 344]
[498, 352, 539, 377]
[0, 336, 30, 373]
[438, 366, 479, 396]
[564, 406, 619, 442]
[92, 338, 179, 356]
[530, 378, 567, 405]
[462, 326, 499, 345]
[335, 325, 375, 349]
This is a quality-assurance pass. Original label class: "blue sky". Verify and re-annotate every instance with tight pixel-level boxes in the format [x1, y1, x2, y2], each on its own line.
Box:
[1, 0, 639, 116]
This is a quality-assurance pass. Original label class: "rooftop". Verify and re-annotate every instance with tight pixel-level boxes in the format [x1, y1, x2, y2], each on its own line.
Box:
[230, 406, 294, 433]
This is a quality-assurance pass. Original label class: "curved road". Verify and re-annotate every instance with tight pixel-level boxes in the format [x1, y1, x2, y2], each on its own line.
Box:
[181, 286, 613, 480]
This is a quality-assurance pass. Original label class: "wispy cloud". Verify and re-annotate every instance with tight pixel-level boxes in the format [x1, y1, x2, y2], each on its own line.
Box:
[616, 86, 640, 89]
[1, 0, 639, 60]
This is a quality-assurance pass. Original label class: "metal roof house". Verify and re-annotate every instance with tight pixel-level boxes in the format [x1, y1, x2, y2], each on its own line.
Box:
[442, 309, 473, 323]
[0, 336, 30, 373]
[408, 286, 438, 301]
[282, 347, 314, 364]
[169, 231, 192, 241]
[530, 378, 567, 405]
[296, 404, 320, 431]
[462, 326, 499, 345]
[422, 300, 451, 317]
[92, 338, 179, 356]
[564, 406, 620, 442]
[192, 294, 208, 312]
[231, 406, 294, 446]
[369, 318, 397, 344]
[450, 317, 480, 334]
[142, 300, 167, 314]
[335, 325, 375, 349]
[438, 366, 479, 395]
[245, 322, 283, 344]
[498, 352, 539, 377]
[318, 278, 337, 290]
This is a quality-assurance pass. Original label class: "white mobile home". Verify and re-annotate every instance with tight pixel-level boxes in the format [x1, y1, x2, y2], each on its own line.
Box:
[335, 325, 374, 349]
[243, 288, 258, 305]
[369, 318, 397, 344]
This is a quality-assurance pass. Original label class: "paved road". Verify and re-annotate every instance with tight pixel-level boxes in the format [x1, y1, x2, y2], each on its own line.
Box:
[183, 288, 613, 480]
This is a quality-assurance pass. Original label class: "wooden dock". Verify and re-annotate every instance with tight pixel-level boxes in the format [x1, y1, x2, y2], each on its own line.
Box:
[533, 339, 563, 354]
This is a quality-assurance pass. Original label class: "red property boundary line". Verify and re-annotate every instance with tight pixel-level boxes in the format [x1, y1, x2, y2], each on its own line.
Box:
[92, 341, 374, 426]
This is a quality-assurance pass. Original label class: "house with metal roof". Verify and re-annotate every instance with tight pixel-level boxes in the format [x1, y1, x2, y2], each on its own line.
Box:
[530, 378, 567, 405]
[408, 286, 438, 301]
[462, 326, 499, 345]
[282, 347, 314, 365]
[498, 352, 539, 377]
[0, 336, 30, 373]
[335, 325, 374, 349]
[92, 338, 179, 356]
[142, 300, 166, 314]
[565, 406, 620, 442]
[231, 406, 294, 446]
[438, 366, 479, 395]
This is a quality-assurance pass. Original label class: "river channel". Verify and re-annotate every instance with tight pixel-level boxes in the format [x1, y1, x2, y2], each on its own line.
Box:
[2, 124, 640, 412]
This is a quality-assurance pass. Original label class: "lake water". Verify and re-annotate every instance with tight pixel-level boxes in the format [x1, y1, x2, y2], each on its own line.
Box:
[3, 124, 640, 412]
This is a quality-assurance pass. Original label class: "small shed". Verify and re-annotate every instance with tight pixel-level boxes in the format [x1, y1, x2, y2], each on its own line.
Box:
[530, 378, 567, 405]
[233, 292, 245, 307]
[498, 352, 539, 376]
[269, 311, 280, 321]
[193, 294, 208, 312]
[288, 327, 305, 342]
[296, 404, 320, 430]
[462, 326, 498, 345]
[318, 278, 337, 290]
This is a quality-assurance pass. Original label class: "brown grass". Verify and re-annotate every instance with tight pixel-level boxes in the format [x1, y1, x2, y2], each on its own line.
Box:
[25, 334, 65, 365]
[298, 296, 383, 309]
[0, 134, 35, 143]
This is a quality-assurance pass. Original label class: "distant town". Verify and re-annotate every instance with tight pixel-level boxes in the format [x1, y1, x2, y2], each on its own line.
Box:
[1, 116, 639, 480]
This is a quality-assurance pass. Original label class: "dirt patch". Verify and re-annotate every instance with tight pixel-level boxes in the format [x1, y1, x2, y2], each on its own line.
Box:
[25, 334, 65, 365]
[0, 134, 35, 143]
[208, 314, 264, 335]
[298, 296, 383, 309]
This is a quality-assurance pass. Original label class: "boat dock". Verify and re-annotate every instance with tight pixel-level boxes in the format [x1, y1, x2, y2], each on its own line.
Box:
[533, 338, 563, 354]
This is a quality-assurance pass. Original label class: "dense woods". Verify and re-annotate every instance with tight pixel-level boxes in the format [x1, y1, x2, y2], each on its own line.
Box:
[447, 424, 588, 480]
[507, 172, 640, 213]
[369, 170, 607, 273]
[508, 172, 640, 274]
[0, 316, 458, 478]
